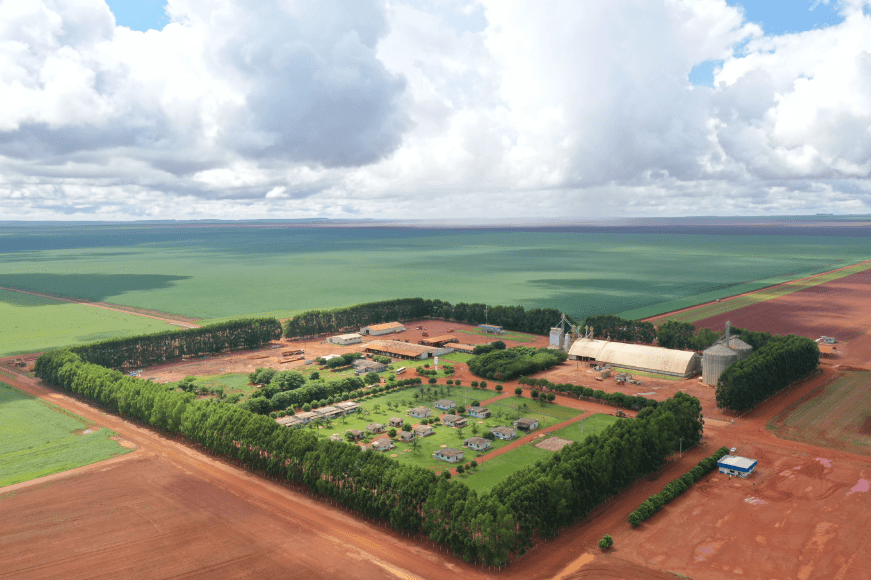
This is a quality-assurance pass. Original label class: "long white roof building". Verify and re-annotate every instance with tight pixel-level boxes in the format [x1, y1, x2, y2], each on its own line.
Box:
[568, 338, 701, 377]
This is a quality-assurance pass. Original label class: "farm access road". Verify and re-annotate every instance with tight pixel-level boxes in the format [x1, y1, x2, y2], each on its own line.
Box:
[0, 285, 201, 328]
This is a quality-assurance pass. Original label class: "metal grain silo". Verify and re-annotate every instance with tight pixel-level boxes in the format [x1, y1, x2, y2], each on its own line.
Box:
[702, 343, 738, 385]
[727, 337, 753, 360]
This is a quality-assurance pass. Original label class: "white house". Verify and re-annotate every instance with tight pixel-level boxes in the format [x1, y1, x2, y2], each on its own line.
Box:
[434, 448, 464, 463]
[491, 426, 517, 440]
[464, 437, 492, 452]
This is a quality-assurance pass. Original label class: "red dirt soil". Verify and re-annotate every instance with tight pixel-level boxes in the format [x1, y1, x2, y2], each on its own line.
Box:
[692, 268, 871, 369]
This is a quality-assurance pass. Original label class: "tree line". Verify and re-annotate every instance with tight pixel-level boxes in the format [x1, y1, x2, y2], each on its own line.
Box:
[627, 446, 730, 526]
[467, 346, 568, 381]
[283, 298, 571, 338]
[35, 348, 703, 566]
[656, 320, 773, 351]
[582, 315, 656, 344]
[715, 335, 820, 413]
[517, 377, 658, 411]
[70, 318, 283, 368]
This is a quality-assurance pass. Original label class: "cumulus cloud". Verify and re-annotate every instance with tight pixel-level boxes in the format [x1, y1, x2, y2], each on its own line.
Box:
[0, 0, 870, 220]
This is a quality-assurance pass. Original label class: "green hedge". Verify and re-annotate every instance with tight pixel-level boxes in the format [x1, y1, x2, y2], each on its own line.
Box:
[628, 446, 730, 526]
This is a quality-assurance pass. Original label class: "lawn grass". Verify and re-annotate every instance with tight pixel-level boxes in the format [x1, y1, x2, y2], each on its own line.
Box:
[165, 373, 256, 398]
[459, 413, 620, 492]
[439, 352, 474, 363]
[454, 329, 536, 342]
[0, 381, 132, 487]
[0, 289, 179, 357]
[486, 396, 583, 427]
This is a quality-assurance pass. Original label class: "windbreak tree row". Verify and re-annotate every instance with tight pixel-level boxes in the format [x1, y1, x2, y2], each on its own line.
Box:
[35, 349, 704, 566]
[517, 377, 658, 411]
[70, 317, 283, 368]
[656, 320, 773, 351]
[715, 335, 820, 413]
[628, 446, 729, 526]
[283, 298, 570, 338]
[582, 315, 656, 344]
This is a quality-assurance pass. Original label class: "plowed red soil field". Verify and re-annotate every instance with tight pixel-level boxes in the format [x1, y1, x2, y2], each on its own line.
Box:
[692, 268, 871, 369]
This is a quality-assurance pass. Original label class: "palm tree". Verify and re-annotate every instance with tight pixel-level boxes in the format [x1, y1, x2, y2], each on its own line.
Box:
[411, 436, 420, 454]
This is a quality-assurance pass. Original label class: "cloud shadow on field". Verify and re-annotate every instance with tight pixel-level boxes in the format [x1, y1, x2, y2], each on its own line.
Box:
[0, 273, 191, 305]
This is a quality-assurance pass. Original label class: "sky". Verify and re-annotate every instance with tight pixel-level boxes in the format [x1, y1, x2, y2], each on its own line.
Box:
[1, 1, 870, 221]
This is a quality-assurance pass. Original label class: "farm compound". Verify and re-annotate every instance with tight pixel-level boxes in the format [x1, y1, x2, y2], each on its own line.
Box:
[568, 338, 701, 378]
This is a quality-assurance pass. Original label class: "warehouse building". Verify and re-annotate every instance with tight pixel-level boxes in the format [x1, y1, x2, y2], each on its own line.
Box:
[420, 335, 459, 347]
[359, 322, 406, 335]
[327, 333, 363, 345]
[568, 338, 701, 378]
[364, 340, 434, 360]
[717, 455, 757, 478]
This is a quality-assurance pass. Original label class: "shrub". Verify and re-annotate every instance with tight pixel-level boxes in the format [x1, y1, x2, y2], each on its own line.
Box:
[457, 465, 465, 474]
[428, 378, 437, 384]
[388, 428, 397, 438]
[515, 387, 522, 396]
[302, 403, 312, 412]
[479, 381, 487, 389]
[496, 384, 503, 392]
[471, 381, 479, 387]
[446, 379, 454, 385]
[455, 380, 462, 386]
[598, 535, 613, 551]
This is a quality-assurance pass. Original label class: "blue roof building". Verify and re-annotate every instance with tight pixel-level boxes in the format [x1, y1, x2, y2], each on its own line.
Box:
[717, 455, 757, 478]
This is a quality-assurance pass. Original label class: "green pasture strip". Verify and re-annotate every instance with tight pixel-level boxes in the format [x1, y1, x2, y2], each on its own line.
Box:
[439, 352, 474, 363]
[485, 397, 583, 427]
[0, 382, 131, 487]
[460, 446, 552, 493]
[454, 329, 535, 342]
[550, 413, 621, 440]
[0, 289, 176, 357]
[638, 261, 871, 324]
[767, 371, 871, 453]
[608, 366, 684, 381]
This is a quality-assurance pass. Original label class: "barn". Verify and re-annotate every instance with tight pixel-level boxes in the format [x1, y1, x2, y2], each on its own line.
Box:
[327, 333, 363, 345]
[359, 322, 406, 336]
[568, 338, 701, 378]
[364, 340, 434, 360]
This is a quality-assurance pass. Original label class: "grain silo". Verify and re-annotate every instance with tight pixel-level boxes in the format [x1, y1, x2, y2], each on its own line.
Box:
[702, 343, 738, 385]
[727, 336, 753, 360]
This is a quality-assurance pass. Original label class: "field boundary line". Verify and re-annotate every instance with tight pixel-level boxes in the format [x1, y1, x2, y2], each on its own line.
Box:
[641, 259, 871, 324]
[0, 285, 202, 328]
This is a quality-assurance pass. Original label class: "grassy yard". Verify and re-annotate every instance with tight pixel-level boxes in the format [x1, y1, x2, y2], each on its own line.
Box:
[608, 367, 684, 381]
[455, 329, 536, 342]
[459, 413, 620, 492]
[486, 396, 583, 429]
[165, 373, 257, 398]
[439, 351, 474, 363]
[0, 288, 177, 357]
[0, 381, 132, 487]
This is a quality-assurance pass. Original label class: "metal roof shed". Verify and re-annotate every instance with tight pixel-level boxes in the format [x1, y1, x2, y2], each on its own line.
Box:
[717, 455, 758, 478]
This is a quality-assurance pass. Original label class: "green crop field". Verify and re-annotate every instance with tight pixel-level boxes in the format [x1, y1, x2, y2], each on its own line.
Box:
[767, 371, 871, 456]
[0, 381, 132, 487]
[0, 223, 867, 332]
[461, 413, 620, 492]
[0, 289, 179, 357]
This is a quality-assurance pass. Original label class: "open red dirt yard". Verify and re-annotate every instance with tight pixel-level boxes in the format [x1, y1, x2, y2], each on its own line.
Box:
[691, 267, 871, 369]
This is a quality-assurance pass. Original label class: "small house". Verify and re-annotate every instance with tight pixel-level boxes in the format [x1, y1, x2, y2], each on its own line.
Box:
[513, 418, 539, 432]
[353, 359, 388, 374]
[414, 425, 434, 438]
[371, 438, 394, 452]
[433, 399, 456, 411]
[367, 423, 385, 434]
[328, 434, 344, 442]
[408, 406, 431, 419]
[347, 429, 365, 441]
[389, 417, 404, 428]
[442, 414, 467, 428]
[335, 401, 362, 415]
[464, 437, 492, 452]
[717, 455, 758, 478]
[397, 430, 415, 442]
[434, 448, 464, 463]
[491, 426, 517, 440]
[467, 406, 490, 419]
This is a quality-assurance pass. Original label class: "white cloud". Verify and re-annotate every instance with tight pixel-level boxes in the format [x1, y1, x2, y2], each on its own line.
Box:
[0, 0, 870, 220]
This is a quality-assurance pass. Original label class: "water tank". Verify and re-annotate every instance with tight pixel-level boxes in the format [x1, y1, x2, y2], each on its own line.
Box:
[702, 343, 738, 385]
[727, 337, 753, 360]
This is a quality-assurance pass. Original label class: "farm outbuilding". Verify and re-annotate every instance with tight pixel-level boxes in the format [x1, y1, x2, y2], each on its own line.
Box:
[568, 338, 701, 378]
[353, 359, 387, 374]
[449, 343, 477, 354]
[364, 340, 434, 360]
[359, 322, 406, 336]
[327, 333, 363, 345]
[478, 324, 505, 334]
[717, 455, 757, 478]
[335, 401, 361, 415]
[420, 335, 459, 347]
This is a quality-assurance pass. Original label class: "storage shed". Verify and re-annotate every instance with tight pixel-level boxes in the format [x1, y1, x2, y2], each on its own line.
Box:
[568, 338, 702, 378]
[717, 455, 757, 478]
[360, 322, 406, 336]
[327, 333, 363, 345]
